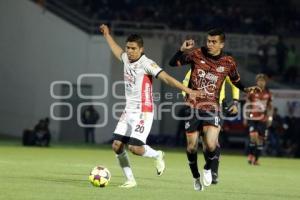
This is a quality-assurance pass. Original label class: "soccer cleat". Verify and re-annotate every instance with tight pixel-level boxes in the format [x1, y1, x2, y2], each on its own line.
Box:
[155, 150, 165, 176]
[203, 169, 212, 186]
[211, 172, 218, 185]
[194, 178, 204, 191]
[119, 180, 137, 188]
[247, 154, 254, 165]
[253, 160, 260, 166]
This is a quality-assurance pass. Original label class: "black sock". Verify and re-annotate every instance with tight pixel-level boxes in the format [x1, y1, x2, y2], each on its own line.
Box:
[186, 151, 200, 178]
[206, 149, 218, 170]
[211, 146, 220, 174]
[248, 141, 256, 155]
[255, 144, 263, 161]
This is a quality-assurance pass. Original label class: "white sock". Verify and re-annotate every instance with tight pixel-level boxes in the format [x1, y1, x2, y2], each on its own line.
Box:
[142, 145, 159, 158]
[116, 151, 135, 181]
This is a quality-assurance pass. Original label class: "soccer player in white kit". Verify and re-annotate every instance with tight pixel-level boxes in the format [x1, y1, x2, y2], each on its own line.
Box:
[100, 24, 201, 188]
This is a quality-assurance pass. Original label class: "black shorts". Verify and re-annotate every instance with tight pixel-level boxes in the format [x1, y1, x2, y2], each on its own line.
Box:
[113, 134, 145, 146]
[183, 107, 222, 133]
[248, 120, 267, 136]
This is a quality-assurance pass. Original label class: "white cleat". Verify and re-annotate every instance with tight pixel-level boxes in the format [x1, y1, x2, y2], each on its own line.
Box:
[203, 169, 212, 186]
[155, 150, 165, 176]
[194, 178, 204, 191]
[119, 180, 137, 188]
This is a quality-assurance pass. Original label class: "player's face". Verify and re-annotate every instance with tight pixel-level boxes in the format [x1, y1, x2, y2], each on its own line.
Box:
[256, 78, 266, 89]
[206, 35, 224, 56]
[125, 42, 144, 62]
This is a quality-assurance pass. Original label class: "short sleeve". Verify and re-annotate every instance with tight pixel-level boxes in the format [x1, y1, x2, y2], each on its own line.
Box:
[121, 52, 128, 63]
[228, 57, 240, 83]
[144, 60, 163, 78]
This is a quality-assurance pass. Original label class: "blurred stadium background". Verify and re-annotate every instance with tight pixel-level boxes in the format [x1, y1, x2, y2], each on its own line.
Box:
[0, 0, 300, 156]
[1, 0, 299, 155]
[0, 0, 300, 199]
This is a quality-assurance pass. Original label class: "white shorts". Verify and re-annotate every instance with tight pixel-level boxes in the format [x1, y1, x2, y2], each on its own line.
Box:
[114, 111, 154, 145]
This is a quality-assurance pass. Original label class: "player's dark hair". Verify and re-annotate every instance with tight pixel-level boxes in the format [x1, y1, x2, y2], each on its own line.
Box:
[126, 34, 144, 47]
[208, 28, 225, 42]
[256, 73, 268, 81]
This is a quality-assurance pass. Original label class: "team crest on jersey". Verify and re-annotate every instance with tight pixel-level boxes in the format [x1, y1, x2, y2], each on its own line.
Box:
[197, 69, 206, 78]
[185, 122, 190, 130]
[216, 66, 224, 72]
[151, 63, 158, 68]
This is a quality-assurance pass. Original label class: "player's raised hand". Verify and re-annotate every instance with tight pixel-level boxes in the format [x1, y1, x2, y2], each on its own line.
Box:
[180, 39, 195, 51]
[245, 86, 262, 94]
[99, 24, 109, 36]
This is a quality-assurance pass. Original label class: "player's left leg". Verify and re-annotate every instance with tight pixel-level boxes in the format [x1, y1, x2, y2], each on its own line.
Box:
[128, 144, 165, 176]
[128, 112, 165, 176]
[202, 135, 221, 184]
[254, 126, 267, 165]
[252, 122, 267, 165]
[254, 137, 264, 165]
[202, 125, 220, 187]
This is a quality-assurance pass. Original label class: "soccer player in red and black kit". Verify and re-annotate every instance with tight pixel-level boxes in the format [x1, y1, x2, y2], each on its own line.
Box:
[245, 74, 273, 165]
[169, 28, 259, 191]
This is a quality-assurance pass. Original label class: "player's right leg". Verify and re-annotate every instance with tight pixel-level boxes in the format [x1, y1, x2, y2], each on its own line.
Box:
[113, 112, 137, 188]
[186, 131, 203, 191]
[248, 131, 258, 165]
[112, 139, 137, 188]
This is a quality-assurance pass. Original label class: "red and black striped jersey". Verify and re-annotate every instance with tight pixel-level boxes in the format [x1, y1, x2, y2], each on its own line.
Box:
[247, 89, 272, 122]
[176, 47, 240, 111]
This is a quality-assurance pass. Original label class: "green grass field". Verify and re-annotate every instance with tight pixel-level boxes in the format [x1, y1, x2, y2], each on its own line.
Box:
[0, 141, 300, 200]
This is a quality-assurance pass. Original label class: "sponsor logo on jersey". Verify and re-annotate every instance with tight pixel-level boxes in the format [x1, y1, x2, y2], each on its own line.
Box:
[200, 60, 205, 64]
[216, 66, 224, 72]
[144, 83, 152, 107]
[185, 122, 190, 130]
[205, 72, 218, 82]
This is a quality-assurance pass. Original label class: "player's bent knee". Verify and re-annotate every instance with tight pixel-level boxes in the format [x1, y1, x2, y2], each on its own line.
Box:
[206, 143, 216, 152]
[187, 145, 197, 154]
[112, 140, 123, 154]
[128, 145, 144, 156]
[250, 131, 258, 138]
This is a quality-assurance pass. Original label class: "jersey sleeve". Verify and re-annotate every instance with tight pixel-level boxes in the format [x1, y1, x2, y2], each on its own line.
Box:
[180, 49, 196, 65]
[170, 49, 196, 67]
[228, 57, 241, 83]
[144, 60, 163, 78]
[120, 52, 128, 63]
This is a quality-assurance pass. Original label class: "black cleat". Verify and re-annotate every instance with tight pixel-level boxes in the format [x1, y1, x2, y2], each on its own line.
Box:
[212, 172, 218, 184]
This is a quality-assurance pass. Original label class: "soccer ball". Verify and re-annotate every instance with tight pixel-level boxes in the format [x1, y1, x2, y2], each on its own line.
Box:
[89, 166, 111, 187]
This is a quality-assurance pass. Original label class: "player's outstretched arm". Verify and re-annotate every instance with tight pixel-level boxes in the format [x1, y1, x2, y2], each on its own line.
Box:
[169, 39, 194, 66]
[157, 71, 203, 98]
[231, 80, 262, 94]
[99, 24, 124, 61]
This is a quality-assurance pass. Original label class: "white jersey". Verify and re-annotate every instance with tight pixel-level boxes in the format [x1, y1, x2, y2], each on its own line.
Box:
[121, 53, 163, 112]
